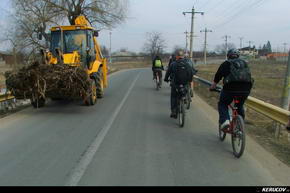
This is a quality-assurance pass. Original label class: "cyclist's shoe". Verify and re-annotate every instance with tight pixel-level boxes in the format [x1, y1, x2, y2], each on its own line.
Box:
[221, 120, 230, 131]
[170, 112, 177, 119]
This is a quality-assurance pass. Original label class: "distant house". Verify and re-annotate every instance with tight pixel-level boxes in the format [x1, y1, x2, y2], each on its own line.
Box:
[0, 52, 14, 66]
[111, 50, 143, 62]
[239, 47, 258, 58]
[112, 50, 135, 57]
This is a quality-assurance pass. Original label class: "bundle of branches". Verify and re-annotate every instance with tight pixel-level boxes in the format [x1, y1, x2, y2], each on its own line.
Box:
[5, 62, 91, 100]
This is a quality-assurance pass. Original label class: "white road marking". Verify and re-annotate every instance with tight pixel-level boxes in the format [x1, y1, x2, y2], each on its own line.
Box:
[65, 72, 141, 186]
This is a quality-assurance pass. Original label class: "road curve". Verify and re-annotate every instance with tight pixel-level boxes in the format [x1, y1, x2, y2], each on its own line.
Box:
[0, 68, 289, 186]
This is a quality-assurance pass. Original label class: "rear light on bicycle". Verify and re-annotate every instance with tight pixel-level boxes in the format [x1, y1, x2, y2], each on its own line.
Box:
[234, 100, 240, 104]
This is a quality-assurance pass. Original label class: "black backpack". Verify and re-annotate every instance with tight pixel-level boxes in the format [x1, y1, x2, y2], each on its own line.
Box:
[174, 59, 192, 85]
[223, 59, 252, 85]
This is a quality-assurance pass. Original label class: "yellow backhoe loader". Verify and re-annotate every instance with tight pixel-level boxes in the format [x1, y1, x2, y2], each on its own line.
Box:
[35, 15, 108, 107]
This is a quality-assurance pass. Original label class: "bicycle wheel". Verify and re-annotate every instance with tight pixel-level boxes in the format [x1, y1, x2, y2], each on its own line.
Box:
[156, 76, 160, 90]
[178, 99, 185, 127]
[218, 124, 226, 141]
[231, 115, 246, 158]
[186, 92, 191, 110]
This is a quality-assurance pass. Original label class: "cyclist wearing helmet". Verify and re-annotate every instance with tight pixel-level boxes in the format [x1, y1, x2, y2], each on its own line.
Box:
[210, 48, 253, 130]
[164, 50, 194, 118]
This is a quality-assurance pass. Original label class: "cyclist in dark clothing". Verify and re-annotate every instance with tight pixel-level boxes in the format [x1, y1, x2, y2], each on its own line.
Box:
[166, 54, 176, 82]
[164, 51, 195, 118]
[168, 54, 176, 68]
[152, 55, 164, 85]
[210, 49, 253, 130]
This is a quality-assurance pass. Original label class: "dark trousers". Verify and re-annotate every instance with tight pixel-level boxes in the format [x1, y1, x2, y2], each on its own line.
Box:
[153, 69, 163, 85]
[171, 85, 178, 113]
[218, 90, 249, 124]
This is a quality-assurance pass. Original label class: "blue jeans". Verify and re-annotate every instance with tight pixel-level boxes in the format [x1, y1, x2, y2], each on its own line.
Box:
[218, 90, 249, 124]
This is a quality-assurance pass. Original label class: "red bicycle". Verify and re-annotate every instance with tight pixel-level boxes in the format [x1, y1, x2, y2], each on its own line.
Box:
[211, 88, 246, 158]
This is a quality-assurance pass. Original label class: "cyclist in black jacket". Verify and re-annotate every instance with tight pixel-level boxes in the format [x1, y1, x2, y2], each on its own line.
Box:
[210, 49, 253, 130]
[164, 51, 195, 118]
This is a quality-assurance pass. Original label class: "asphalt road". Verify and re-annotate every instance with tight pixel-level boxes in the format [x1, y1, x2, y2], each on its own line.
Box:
[0, 68, 289, 186]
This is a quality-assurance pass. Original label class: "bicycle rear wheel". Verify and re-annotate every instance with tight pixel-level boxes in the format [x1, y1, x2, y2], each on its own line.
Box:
[178, 100, 185, 127]
[231, 115, 246, 158]
[186, 92, 191, 110]
[155, 76, 160, 90]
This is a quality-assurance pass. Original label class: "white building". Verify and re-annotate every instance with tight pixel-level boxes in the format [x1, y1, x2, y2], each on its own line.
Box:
[239, 47, 258, 58]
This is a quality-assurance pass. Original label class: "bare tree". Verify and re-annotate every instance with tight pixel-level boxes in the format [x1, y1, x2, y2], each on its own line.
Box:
[1, 26, 27, 69]
[5, 0, 129, 64]
[43, 0, 129, 28]
[143, 32, 166, 60]
[12, 0, 64, 49]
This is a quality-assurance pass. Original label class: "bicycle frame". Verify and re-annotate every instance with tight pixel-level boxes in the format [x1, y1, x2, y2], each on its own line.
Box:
[224, 98, 240, 134]
[211, 87, 246, 158]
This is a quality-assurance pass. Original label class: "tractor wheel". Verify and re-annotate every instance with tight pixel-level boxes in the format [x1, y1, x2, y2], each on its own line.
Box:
[85, 79, 97, 106]
[96, 70, 104, 98]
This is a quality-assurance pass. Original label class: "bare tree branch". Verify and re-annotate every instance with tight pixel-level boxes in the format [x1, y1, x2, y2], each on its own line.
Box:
[143, 32, 166, 60]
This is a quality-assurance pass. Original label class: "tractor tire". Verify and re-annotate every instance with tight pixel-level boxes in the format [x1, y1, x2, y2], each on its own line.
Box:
[96, 70, 104, 99]
[85, 79, 97, 106]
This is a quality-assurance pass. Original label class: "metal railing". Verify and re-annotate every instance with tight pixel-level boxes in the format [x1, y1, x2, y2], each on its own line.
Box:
[194, 75, 290, 126]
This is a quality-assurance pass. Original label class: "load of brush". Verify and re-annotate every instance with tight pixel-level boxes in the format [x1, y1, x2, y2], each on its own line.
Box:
[4, 61, 91, 100]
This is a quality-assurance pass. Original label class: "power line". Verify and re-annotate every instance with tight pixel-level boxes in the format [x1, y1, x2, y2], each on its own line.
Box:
[202, 0, 225, 13]
[198, 0, 212, 10]
[207, 0, 250, 25]
[212, 0, 266, 30]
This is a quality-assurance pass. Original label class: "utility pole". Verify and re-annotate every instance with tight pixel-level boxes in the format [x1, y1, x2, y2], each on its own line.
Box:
[200, 28, 212, 65]
[223, 35, 231, 59]
[281, 50, 290, 110]
[247, 41, 253, 48]
[283, 43, 288, 53]
[239, 37, 244, 48]
[109, 31, 112, 64]
[184, 31, 189, 55]
[283, 43, 288, 63]
[183, 6, 204, 62]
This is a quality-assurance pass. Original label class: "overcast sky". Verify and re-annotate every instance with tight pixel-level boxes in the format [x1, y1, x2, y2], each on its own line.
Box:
[1, 0, 289, 53]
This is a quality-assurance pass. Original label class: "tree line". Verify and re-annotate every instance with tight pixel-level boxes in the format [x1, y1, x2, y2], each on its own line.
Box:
[1, 0, 128, 67]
